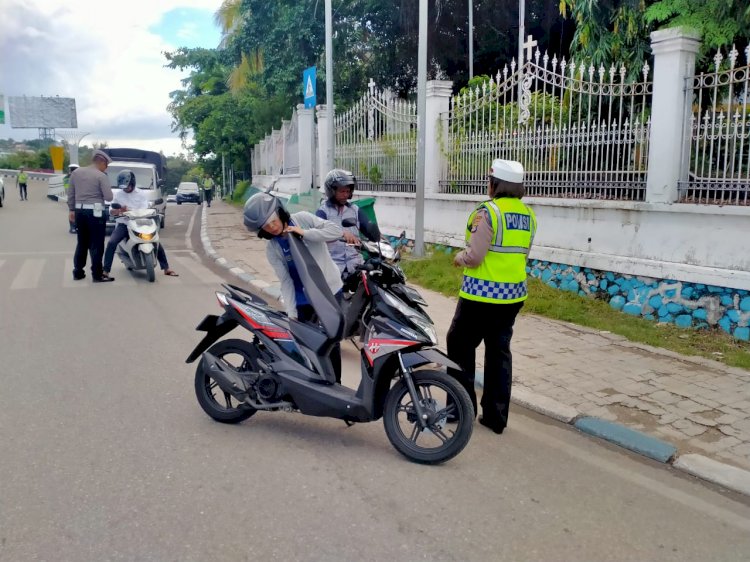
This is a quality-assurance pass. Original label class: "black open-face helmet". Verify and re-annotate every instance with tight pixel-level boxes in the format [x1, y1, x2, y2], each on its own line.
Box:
[243, 192, 290, 238]
[323, 169, 356, 200]
[116, 169, 136, 190]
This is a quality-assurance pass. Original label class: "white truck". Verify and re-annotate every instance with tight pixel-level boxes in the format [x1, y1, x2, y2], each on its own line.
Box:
[102, 148, 168, 231]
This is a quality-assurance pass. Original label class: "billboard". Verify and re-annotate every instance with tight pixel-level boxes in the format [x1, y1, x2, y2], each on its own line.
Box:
[8, 96, 77, 128]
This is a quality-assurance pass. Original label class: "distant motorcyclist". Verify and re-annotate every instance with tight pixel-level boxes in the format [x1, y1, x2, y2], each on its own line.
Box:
[103, 169, 178, 279]
[316, 169, 379, 279]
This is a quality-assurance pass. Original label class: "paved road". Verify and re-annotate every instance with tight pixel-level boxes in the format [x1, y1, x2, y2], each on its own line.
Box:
[2, 184, 750, 561]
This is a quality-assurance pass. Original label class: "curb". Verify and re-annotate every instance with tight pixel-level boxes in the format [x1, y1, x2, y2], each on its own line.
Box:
[200, 203, 750, 497]
[199, 204, 284, 304]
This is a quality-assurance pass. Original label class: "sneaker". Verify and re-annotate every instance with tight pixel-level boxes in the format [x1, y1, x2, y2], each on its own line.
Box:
[92, 273, 115, 283]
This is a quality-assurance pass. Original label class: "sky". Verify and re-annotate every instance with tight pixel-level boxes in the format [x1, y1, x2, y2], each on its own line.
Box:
[0, 0, 223, 157]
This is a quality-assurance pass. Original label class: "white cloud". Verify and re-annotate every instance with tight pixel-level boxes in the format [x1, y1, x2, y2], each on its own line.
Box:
[0, 0, 220, 156]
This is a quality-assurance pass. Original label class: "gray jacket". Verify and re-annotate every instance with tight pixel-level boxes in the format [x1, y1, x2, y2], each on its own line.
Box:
[266, 211, 343, 318]
[67, 165, 113, 211]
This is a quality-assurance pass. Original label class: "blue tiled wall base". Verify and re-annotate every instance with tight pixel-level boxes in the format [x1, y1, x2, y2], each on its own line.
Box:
[526, 259, 750, 341]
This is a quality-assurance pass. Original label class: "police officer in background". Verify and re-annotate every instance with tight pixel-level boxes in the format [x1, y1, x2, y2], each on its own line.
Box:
[202, 176, 214, 207]
[447, 159, 537, 434]
[67, 150, 114, 282]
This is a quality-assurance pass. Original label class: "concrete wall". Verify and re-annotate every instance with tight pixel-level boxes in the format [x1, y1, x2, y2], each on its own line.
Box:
[354, 191, 750, 292]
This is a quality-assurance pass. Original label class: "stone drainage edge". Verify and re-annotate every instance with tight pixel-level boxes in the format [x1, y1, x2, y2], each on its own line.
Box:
[201, 204, 750, 497]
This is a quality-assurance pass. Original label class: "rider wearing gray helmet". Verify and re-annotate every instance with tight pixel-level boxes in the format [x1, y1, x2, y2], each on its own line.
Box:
[244, 192, 344, 381]
[316, 169, 379, 278]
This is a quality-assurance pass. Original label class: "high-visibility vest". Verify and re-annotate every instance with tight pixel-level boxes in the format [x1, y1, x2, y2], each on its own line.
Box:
[459, 197, 537, 304]
[203, 178, 214, 190]
[18, 172, 28, 183]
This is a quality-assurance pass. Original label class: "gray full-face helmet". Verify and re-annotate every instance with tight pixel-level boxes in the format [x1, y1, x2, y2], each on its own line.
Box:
[243, 192, 286, 234]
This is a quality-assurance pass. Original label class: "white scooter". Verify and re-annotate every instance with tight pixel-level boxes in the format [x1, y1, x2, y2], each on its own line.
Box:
[109, 199, 164, 282]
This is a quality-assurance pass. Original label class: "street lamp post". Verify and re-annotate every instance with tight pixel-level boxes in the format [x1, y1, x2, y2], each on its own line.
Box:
[325, 0, 334, 172]
[517, 0, 525, 105]
[414, 0, 428, 257]
[468, 0, 474, 79]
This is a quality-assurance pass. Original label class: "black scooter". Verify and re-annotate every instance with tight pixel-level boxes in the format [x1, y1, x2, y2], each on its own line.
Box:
[186, 229, 474, 464]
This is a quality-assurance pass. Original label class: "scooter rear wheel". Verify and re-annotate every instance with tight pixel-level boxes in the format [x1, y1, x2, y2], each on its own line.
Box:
[383, 369, 474, 464]
[194, 339, 258, 424]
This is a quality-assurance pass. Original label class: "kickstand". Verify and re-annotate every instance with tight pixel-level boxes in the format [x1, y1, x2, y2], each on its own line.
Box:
[344, 420, 356, 428]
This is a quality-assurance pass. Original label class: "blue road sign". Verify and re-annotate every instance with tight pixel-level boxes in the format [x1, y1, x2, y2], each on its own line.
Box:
[303, 67, 317, 109]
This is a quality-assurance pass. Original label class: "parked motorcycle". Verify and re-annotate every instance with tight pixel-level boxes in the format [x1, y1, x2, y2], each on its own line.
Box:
[186, 230, 474, 464]
[109, 199, 163, 282]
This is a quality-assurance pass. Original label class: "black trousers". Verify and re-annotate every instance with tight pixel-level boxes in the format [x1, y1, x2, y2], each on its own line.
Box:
[73, 210, 107, 278]
[204, 190, 213, 206]
[19, 183, 27, 200]
[297, 303, 342, 384]
[446, 298, 523, 430]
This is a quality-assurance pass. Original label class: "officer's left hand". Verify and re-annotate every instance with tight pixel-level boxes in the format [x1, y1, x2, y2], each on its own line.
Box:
[452, 254, 463, 267]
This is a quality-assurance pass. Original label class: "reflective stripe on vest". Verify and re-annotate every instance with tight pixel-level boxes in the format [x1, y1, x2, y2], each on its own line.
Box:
[459, 198, 536, 304]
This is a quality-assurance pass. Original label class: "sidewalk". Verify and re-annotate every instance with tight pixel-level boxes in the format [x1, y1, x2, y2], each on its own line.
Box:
[202, 200, 750, 494]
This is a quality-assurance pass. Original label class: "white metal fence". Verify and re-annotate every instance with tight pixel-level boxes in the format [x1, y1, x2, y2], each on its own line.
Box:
[334, 82, 417, 192]
[680, 45, 750, 205]
[283, 109, 300, 174]
[441, 50, 652, 200]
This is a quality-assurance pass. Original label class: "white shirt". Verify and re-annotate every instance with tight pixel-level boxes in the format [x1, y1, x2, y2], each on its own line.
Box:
[111, 188, 149, 225]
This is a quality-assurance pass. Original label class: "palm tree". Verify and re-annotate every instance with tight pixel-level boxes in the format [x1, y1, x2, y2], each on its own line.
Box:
[215, 0, 264, 93]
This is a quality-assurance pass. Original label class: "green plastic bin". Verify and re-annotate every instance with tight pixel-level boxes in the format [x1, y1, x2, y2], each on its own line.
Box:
[355, 197, 378, 227]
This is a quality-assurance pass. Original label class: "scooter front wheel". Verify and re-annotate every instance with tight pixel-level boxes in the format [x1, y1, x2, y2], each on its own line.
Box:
[383, 369, 474, 464]
[194, 339, 258, 424]
[146, 253, 156, 282]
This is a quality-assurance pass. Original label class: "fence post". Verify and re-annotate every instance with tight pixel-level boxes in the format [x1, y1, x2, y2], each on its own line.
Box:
[297, 103, 315, 193]
[316, 104, 332, 188]
[646, 27, 701, 203]
[425, 80, 453, 195]
[280, 119, 290, 174]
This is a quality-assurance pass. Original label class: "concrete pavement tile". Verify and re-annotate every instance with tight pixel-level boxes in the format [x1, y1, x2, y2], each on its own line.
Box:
[685, 414, 719, 427]
[715, 414, 741, 425]
[718, 425, 744, 438]
[676, 399, 712, 414]
[730, 443, 750, 457]
[733, 418, 750, 432]
[648, 390, 681, 404]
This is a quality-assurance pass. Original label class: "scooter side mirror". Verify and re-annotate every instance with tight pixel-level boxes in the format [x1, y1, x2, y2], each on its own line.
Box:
[153, 198, 164, 206]
[110, 203, 122, 210]
[341, 218, 357, 228]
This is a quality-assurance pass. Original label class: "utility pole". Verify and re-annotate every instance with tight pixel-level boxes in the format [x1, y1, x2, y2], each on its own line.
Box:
[414, 0, 428, 257]
[325, 0, 335, 172]
[469, 0, 474, 79]
[517, 0, 525, 106]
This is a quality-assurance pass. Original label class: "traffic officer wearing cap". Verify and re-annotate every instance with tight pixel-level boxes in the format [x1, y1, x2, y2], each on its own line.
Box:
[68, 150, 114, 282]
[446, 159, 537, 434]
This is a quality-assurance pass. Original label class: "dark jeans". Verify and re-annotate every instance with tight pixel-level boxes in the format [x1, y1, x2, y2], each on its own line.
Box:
[74, 210, 107, 278]
[297, 302, 342, 384]
[104, 223, 170, 273]
[19, 183, 27, 200]
[203, 190, 213, 206]
[446, 298, 524, 430]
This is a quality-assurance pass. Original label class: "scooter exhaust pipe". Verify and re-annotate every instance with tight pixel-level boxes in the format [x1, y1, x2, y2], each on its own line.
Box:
[200, 352, 248, 400]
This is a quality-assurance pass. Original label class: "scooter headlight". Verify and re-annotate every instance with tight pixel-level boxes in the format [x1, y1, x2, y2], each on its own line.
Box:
[136, 232, 154, 241]
[380, 291, 438, 345]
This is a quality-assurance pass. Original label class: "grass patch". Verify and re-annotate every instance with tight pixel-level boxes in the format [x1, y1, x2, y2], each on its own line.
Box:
[401, 250, 750, 370]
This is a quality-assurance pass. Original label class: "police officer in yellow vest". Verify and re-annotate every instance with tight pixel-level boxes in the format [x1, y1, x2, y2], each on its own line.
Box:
[447, 159, 537, 434]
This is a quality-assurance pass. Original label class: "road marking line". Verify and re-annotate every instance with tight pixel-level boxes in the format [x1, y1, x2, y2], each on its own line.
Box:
[10, 258, 45, 290]
[185, 207, 198, 251]
[173, 255, 223, 285]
